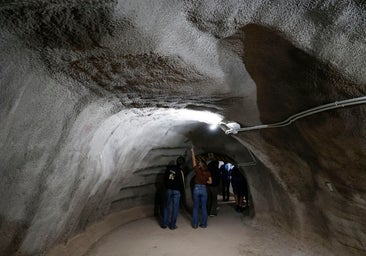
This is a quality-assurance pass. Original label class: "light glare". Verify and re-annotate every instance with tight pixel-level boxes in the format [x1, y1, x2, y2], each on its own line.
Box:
[209, 124, 218, 130]
[172, 109, 223, 125]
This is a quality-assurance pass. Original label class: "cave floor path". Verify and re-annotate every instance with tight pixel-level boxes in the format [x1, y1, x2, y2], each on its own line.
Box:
[84, 200, 332, 256]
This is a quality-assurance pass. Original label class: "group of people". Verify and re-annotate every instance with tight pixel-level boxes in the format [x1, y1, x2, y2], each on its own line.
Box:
[206, 159, 249, 214]
[161, 145, 249, 230]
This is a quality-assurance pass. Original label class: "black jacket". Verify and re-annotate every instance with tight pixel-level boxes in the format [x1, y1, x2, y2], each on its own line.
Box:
[164, 165, 184, 192]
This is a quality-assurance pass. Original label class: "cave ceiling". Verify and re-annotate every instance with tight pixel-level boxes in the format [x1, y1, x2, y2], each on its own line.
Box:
[1, 1, 366, 256]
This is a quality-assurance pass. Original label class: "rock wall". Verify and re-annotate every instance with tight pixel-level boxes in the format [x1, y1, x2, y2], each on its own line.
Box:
[0, 0, 365, 255]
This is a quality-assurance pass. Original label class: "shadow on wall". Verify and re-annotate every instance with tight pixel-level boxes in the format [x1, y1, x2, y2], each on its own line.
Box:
[220, 23, 366, 255]
[220, 23, 364, 123]
[0, 217, 28, 256]
[242, 23, 364, 121]
[153, 160, 174, 223]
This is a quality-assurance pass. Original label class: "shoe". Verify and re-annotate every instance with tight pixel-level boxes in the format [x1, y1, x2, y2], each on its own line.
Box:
[192, 225, 198, 229]
[169, 225, 177, 230]
[199, 224, 207, 228]
[161, 225, 167, 229]
[209, 214, 217, 217]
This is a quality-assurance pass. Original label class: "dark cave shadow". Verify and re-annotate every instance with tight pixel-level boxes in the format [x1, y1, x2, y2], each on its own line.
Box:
[153, 162, 173, 226]
[219, 23, 363, 124]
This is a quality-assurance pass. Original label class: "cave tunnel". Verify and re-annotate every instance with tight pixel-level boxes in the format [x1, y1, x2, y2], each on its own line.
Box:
[1, 1, 366, 256]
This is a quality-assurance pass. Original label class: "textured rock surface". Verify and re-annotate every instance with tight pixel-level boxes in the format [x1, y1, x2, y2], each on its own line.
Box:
[0, 0, 365, 255]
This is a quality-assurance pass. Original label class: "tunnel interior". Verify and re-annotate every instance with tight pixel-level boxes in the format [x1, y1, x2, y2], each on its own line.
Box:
[1, 1, 366, 256]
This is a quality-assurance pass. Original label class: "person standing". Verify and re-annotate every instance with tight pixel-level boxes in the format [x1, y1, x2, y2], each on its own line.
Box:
[191, 146, 212, 228]
[230, 165, 248, 212]
[207, 160, 220, 216]
[161, 156, 185, 230]
[220, 162, 232, 201]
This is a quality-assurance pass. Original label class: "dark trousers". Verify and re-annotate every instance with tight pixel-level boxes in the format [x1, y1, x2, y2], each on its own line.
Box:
[207, 186, 218, 215]
[222, 180, 230, 201]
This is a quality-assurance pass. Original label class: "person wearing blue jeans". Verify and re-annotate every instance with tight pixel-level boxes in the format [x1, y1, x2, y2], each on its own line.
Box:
[191, 146, 212, 228]
[161, 156, 185, 230]
[192, 184, 208, 228]
[162, 189, 181, 229]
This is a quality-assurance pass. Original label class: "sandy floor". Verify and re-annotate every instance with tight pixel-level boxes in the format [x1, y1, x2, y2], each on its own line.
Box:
[82, 199, 334, 256]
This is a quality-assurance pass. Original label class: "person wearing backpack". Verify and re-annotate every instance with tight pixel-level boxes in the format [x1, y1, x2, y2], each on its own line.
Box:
[161, 156, 185, 230]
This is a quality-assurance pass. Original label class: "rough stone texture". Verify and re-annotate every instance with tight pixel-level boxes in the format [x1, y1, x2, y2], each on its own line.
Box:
[0, 0, 365, 255]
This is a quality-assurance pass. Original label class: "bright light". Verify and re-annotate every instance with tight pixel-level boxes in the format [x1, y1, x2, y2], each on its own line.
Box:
[172, 109, 223, 125]
[209, 124, 218, 131]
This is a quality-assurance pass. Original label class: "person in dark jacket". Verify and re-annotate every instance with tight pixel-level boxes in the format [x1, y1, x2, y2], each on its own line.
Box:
[207, 160, 221, 216]
[231, 166, 248, 212]
[161, 156, 185, 230]
[220, 162, 233, 201]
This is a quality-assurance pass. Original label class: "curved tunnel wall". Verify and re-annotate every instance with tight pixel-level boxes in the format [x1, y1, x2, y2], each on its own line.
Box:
[223, 23, 366, 255]
[1, 1, 366, 256]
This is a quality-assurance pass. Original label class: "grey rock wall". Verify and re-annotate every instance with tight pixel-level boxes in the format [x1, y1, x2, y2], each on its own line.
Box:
[0, 0, 365, 255]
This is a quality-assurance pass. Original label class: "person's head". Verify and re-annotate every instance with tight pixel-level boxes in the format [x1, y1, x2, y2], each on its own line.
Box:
[176, 156, 185, 167]
[207, 160, 219, 170]
[231, 166, 239, 175]
[197, 159, 207, 170]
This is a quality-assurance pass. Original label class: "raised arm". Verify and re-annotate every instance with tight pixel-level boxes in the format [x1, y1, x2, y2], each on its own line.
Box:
[191, 145, 197, 167]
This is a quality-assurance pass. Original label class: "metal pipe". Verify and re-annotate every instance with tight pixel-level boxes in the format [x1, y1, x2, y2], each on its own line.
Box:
[223, 96, 366, 134]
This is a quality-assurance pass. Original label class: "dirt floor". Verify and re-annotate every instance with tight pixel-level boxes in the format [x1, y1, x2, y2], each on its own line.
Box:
[82, 199, 334, 256]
